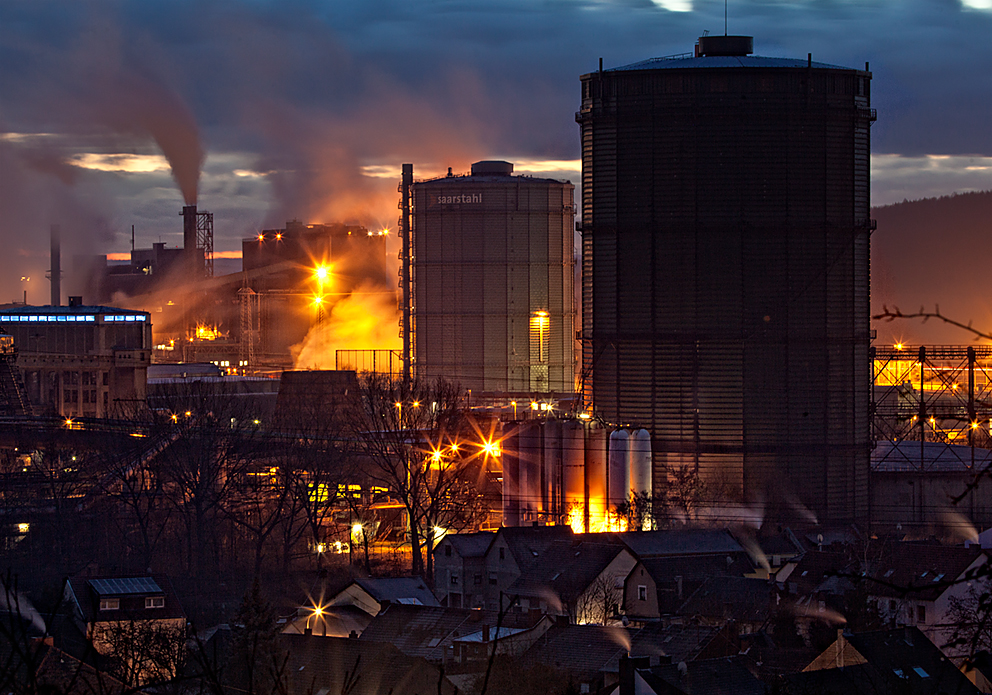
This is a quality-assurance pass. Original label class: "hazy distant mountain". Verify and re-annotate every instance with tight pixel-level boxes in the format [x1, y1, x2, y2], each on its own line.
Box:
[872, 190, 992, 345]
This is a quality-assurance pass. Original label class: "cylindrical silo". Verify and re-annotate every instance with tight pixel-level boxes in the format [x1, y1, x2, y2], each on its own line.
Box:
[501, 426, 519, 527]
[578, 35, 872, 524]
[630, 428, 653, 530]
[585, 422, 608, 533]
[562, 419, 585, 531]
[608, 429, 631, 511]
[410, 161, 575, 393]
[518, 421, 543, 523]
[543, 419, 562, 519]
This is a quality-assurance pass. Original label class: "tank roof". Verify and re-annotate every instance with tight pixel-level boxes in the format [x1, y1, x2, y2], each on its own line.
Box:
[606, 54, 855, 73]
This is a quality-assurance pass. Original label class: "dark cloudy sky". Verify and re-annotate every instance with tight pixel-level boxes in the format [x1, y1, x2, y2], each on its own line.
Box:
[2, 0, 991, 337]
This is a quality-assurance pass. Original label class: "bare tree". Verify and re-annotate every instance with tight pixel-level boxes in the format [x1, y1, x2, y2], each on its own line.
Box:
[575, 572, 623, 626]
[349, 373, 481, 579]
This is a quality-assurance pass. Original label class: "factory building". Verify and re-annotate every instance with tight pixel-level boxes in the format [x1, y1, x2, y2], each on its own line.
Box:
[0, 301, 152, 418]
[408, 161, 575, 394]
[578, 36, 874, 524]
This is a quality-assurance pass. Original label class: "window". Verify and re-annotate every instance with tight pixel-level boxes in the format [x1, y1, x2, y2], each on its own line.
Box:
[99, 598, 120, 611]
[917, 605, 927, 624]
[489, 573, 497, 586]
[145, 596, 165, 609]
[638, 585, 647, 601]
[450, 575, 459, 586]
[499, 547, 505, 560]
[445, 544, 452, 557]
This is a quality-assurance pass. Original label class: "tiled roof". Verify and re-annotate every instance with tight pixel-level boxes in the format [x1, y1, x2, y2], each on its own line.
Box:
[620, 529, 746, 559]
[777, 551, 851, 596]
[638, 552, 754, 584]
[509, 538, 626, 599]
[863, 542, 985, 601]
[358, 604, 536, 661]
[524, 624, 634, 679]
[601, 623, 728, 674]
[352, 577, 438, 607]
[279, 634, 457, 695]
[638, 655, 767, 695]
[498, 525, 574, 568]
[445, 532, 495, 558]
[678, 577, 774, 625]
[66, 575, 185, 623]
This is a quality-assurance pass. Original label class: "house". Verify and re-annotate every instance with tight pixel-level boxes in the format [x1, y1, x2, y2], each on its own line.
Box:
[508, 535, 636, 622]
[433, 531, 494, 608]
[773, 550, 853, 641]
[479, 525, 573, 610]
[358, 603, 549, 665]
[675, 577, 775, 635]
[622, 530, 755, 621]
[279, 633, 457, 695]
[861, 542, 987, 654]
[619, 654, 766, 695]
[804, 627, 980, 695]
[328, 577, 438, 618]
[62, 575, 186, 686]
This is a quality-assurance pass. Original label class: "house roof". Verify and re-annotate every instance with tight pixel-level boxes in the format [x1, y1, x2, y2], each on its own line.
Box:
[782, 662, 893, 695]
[864, 542, 985, 601]
[523, 624, 635, 679]
[351, 577, 439, 607]
[776, 551, 851, 597]
[65, 575, 185, 624]
[509, 538, 627, 600]
[818, 628, 981, 695]
[620, 529, 747, 560]
[601, 623, 730, 674]
[496, 525, 574, 568]
[279, 633, 458, 695]
[637, 655, 767, 695]
[637, 552, 755, 585]
[358, 604, 538, 662]
[678, 577, 773, 625]
[444, 532, 495, 558]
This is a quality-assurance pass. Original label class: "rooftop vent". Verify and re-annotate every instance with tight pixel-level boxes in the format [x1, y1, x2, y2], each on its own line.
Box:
[471, 160, 513, 176]
[696, 35, 753, 57]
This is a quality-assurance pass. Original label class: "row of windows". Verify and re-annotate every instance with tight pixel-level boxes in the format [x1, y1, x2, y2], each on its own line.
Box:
[98, 596, 165, 611]
[0, 314, 146, 324]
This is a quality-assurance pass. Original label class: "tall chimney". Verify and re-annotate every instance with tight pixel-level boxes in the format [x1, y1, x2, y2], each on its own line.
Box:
[50, 224, 61, 307]
[182, 205, 197, 255]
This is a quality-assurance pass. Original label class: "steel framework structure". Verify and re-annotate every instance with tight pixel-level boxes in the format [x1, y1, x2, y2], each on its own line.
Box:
[872, 345, 992, 471]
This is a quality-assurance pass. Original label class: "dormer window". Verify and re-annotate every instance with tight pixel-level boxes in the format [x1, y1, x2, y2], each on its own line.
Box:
[100, 598, 120, 611]
[145, 596, 165, 609]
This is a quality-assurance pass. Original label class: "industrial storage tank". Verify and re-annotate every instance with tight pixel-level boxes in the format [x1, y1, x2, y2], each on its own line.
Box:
[409, 161, 575, 393]
[608, 429, 631, 511]
[577, 36, 873, 524]
[517, 421, 543, 523]
[562, 419, 586, 530]
[543, 419, 562, 519]
[501, 426, 519, 527]
[629, 429, 653, 499]
[585, 423, 608, 532]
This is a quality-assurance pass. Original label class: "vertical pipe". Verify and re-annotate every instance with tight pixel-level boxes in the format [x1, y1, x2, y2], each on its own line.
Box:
[400, 164, 413, 386]
[501, 426, 519, 527]
[969, 346, 976, 468]
[919, 346, 926, 470]
[50, 224, 61, 307]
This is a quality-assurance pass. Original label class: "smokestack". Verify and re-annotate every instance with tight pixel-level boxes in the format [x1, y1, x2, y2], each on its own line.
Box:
[182, 205, 197, 256]
[399, 164, 413, 386]
[50, 224, 61, 307]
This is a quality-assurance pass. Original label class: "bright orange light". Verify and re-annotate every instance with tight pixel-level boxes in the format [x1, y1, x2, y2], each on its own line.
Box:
[314, 265, 330, 283]
[972, 422, 980, 430]
[184, 411, 192, 417]
[894, 343, 904, 350]
[568, 505, 584, 534]
[395, 401, 402, 408]
[450, 443, 459, 453]
[64, 418, 73, 428]
[313, 295, 323, 307]
[170, 413, 178, 423]
[275, 233, 283, 240]
[195, 324, 221, 341]
[430, 450, 444, 463]
[481, 439, 501, 458]
[367, 230, 374, 237]
[952, 383, 959, 390]
[412, 401, 421, 408]
[379, 228, 390, 236]
[257, 233, 265, 241]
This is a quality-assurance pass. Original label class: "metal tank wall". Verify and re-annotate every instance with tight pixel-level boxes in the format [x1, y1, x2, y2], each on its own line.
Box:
[518, 421, 543, 523]
[577, 37, 872, 524]
[410, 161, 575, 393]
[608, 429, 631, 510]
[501, 427, 519, 527]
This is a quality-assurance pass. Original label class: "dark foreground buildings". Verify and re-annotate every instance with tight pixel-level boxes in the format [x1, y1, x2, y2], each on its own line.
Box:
[578, 35, 873, 523]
